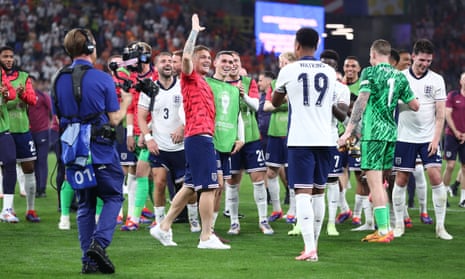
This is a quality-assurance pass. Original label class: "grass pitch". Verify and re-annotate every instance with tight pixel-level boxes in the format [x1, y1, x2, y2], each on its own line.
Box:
[1, 155, 464, 279]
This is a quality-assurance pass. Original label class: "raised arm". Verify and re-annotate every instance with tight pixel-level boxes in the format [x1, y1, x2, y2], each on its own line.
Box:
[182, 14, 205, 76]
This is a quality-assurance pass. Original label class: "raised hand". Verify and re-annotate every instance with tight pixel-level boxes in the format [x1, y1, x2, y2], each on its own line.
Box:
[191, 14, 206, 32]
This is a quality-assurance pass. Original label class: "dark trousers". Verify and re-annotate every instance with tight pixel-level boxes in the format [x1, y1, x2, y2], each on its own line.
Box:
[32, 130, 50, 194]
[76, 162, 124, 263]
[0, 132, 17, 194]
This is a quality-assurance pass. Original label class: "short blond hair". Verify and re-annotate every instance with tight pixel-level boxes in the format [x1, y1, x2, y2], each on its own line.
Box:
[279, 51, 296, 68]
[279, 52, 297, 62]
[371, 39, 391, 56]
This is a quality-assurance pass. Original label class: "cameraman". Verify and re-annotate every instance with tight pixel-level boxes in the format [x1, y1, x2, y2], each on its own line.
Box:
[121, 41, 158, 230]
[53, 28, 132, 274]
[106, 54, 137, 225]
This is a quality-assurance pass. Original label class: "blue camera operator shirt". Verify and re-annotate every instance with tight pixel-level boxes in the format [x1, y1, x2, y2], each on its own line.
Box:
[54, 59, 120, 164]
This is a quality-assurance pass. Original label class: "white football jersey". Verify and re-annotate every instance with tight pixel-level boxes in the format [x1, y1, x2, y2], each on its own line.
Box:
[138, 78, 184, 151]
[275, 58, 337, 146]
[397, 68, 446, 142]
[332, 81, 350, 142]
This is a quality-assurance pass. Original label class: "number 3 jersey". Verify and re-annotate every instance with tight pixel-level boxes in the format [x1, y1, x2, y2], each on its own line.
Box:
[138, 78, 184, 151]
[275, 57, 337, 147]
[358, 63, 415, 142]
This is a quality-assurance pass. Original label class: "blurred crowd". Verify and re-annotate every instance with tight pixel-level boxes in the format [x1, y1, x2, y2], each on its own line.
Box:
[1, 0, 463, 91]
[427, 0, 465, 90]
[0, 0, 276, 88]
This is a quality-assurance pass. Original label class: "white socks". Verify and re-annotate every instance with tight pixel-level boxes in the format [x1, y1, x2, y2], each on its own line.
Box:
[226, 183, 240, 225]
[287, 188, 296, 217]
[362, 196, 373, 226]
[267, 176, 282, 212]
[392, 183, 406, 227]
[2, 194, 14, 211]
[339, 186, 350, 212]
[413, 164, 427, 214]
[326, 182, 339, 225]
[296, 194, 315, 253]
[187, 202, 199, 223]
[154, 206, 166, 224]
[24, 172, 36, 211]
[211, 211, 219, 231]
[353, 194, 364, 219]
[432, 184, 447, 229]
[312, 193, 325, 248]
[16, 164, 25, 195]
[253, 181, 268, 222]
[126, 173, 137, 220]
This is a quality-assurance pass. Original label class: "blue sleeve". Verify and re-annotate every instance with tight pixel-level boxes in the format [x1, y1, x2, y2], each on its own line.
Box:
[101, 72, 120, 113]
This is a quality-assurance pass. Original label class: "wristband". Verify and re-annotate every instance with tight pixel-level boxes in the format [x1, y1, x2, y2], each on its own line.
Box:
[126, 125, 134, 137]
[144, 133, 154, 142]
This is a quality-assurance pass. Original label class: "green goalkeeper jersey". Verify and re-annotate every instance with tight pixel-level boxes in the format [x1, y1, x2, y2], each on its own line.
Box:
[359, 63, 415, 142]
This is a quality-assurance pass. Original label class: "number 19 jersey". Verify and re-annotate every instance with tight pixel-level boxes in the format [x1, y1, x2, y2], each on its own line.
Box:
[359, 63, 415, 142]
[275, 58, 337, 147]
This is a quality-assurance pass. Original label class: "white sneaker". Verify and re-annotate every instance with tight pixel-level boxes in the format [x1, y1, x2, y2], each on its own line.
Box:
[150, 224, 177, 246]
[58, 215, 71, 230]
[351, 223, 375, 231]
[436, 227, 453, 240]
[259, 220, 274, 235]
[393, 226, 404, 238]
[198, 234, 231, 249]
[227, 223, 240, 235]
[0, 208, 19, 223]
[190, 219, 201, 233]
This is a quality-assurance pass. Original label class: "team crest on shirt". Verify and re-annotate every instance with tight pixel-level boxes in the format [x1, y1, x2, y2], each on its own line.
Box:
[424, 85, 433, 98]
[173, 95, 181, 105]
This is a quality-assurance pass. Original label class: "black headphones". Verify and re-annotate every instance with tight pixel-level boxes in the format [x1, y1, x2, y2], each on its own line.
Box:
[77, 28, 95, 55]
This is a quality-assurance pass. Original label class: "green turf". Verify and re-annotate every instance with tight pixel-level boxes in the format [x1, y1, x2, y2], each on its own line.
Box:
[1, 154, 464, 279]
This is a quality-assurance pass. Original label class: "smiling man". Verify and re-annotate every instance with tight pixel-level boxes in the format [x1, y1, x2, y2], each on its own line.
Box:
[392, 38, 452, 240]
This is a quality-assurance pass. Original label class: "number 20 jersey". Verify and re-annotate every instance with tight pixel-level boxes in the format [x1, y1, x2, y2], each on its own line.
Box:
[275, 58, 337, 147]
